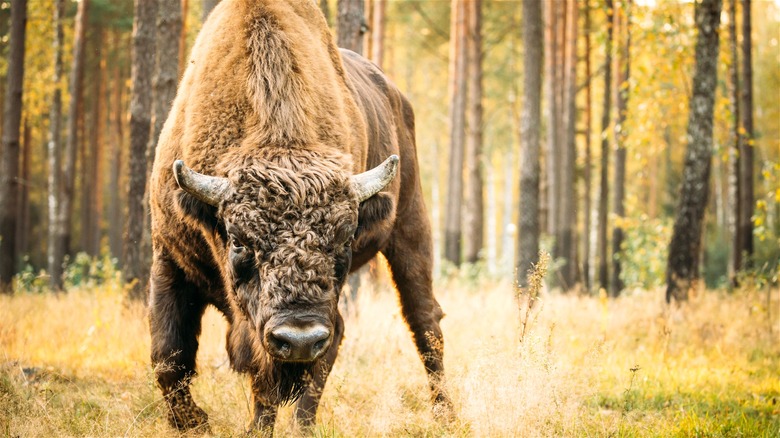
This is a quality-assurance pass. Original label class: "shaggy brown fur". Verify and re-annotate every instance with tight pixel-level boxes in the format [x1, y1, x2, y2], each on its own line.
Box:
[148, 0, 451, 433]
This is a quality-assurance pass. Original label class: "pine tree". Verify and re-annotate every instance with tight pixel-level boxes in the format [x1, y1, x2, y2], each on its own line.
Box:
[666, 0, 723, 302]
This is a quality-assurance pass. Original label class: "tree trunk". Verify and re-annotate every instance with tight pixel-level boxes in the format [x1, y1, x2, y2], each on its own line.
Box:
[79, 101, 90, 254]
[737, 0, 754, 269]
[109, 34, 125, 263]
[0, 0, 27, 291]
[125, 0, 157, 301]
[463, 0, 484, 264]
[337, 0, 365, 54]
[666, 0, 722, 303]
[201, 0, 219, 23]
[517, 0, 542, 289]
[597, 0, 614, 293]
[544, 0, 560, 237]
[444, 0, 467, 266]
[47, 0, 65, 290]
[85, 28, 105, 257]
[558, 0, 579, 291]
[58, 0, 89, 286]
[142, 0, 182, 290]
[319, 0, 331, 27]
[611, 0, 631, 296]
[583, 0, 593, 292]
[15, 118, 30, 260]
[727, 0, 741, 285]
[364, 0, 372, 61]
[431, 139, 442, 275]
[370, 0, 386, 69]
[180, 0, 189, 77]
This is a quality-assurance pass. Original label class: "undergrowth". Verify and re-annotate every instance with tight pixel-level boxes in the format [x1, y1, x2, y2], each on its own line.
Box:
[1, 273, 778, 436]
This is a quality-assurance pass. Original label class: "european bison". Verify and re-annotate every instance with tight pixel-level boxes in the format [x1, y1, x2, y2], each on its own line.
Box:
[148, 0, 451, 432]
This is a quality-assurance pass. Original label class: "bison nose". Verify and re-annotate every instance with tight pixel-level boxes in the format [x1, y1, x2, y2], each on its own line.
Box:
[266, 323, 331, 362]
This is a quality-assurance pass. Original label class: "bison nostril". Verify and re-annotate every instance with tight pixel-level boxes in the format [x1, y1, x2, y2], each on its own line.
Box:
[267, 335, 292, 359]
[267, 323, 331, 362]
[312, 339, 327, 354]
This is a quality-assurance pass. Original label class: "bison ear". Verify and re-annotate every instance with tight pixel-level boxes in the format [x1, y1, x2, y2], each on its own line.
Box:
[355, 192, 394, 238]
[174, 189, 220, 231]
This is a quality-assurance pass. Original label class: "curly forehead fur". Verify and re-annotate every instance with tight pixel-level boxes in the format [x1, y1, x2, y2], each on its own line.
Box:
[218, 148, 357, 316]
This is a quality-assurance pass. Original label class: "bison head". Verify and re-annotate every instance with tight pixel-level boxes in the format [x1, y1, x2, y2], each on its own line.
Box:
[172, 152, 397, 367]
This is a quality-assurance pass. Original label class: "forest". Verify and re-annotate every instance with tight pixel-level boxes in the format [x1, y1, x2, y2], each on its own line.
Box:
[0, 0, 779, 436]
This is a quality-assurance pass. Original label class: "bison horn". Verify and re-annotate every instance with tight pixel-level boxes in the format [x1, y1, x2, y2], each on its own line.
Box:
[350, 155, 400, 202]
[173, 160, 231, 207]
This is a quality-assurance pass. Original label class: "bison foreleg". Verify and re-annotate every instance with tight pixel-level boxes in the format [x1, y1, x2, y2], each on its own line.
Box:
[383, 214, 455, 421]
[149, 256, 210, 431]
[248, 376, 278, 436]
[294, 311, 344, 429]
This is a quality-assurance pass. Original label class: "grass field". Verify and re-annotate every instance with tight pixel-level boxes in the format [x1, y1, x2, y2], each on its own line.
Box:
[1, 274, 779, 437]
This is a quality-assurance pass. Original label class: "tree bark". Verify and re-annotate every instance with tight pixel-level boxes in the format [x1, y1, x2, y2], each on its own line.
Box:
[201, 0, 219, 23]
[364, 0, 372, 61]
[544, 0, 561, 237]
[337, 0, 365, 54]
[125, 0, 157, 301]
[666, 0, 722, 303]
[463, 0, 484, 264]
[444, 0, 467, 266]
[370, 0, 386, 69]
[15, 118, 30, 260]
[319, 0, 331, 27]
[597, 0, 614, 293]
[58, 0, 89, 286]
[84, 28, 105, 257]
[48, 0, 66, 290]
[558, 0, 579, 291]
[142, 0, 182, 288]
[583, 0, 593, 292]
[109, 33, 125, 264]
[727, 0, 741, 285]
[180, 0, 189, 77]
[0, 0, 26, 291]
[611, 0, 631, 296]
[737, 0, 754, 269]
[79, 98, 90, 254]
[517, 0, 542, 289]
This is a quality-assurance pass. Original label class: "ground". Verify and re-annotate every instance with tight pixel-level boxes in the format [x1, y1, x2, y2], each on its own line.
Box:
[1, 272, 778, 437]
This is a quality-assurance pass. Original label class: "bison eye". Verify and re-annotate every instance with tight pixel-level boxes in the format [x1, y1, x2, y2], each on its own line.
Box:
[230, 239, 246, 253]
[229, 239, 252, 267]
[336, 224, 357, 245]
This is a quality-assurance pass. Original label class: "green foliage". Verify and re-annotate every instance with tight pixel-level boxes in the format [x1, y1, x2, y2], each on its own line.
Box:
[62, 253, 120, 290]
[615, 214, 672, 290]
[14, 257, 49, 294]
[752, 161, 780, 283]
[14, 253, 120, 294]
[703, 230, 730, 289]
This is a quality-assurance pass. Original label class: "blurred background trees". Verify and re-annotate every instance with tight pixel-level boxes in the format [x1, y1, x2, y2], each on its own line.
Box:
[0, 0, 777, 301]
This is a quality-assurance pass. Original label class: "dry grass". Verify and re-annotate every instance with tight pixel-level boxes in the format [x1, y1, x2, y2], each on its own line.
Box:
[1, 275, 779, 437]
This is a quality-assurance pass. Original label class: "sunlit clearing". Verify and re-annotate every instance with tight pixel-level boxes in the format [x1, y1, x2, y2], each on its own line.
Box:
[1, 277, 779, 436]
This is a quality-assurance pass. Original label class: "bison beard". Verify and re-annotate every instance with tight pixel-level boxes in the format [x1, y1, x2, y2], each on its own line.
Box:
[256, 361, 313, 405]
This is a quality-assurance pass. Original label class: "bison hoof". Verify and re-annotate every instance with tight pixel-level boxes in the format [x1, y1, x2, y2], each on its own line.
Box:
[432, 397, 456, 423]
[166, 389, 210, 432]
